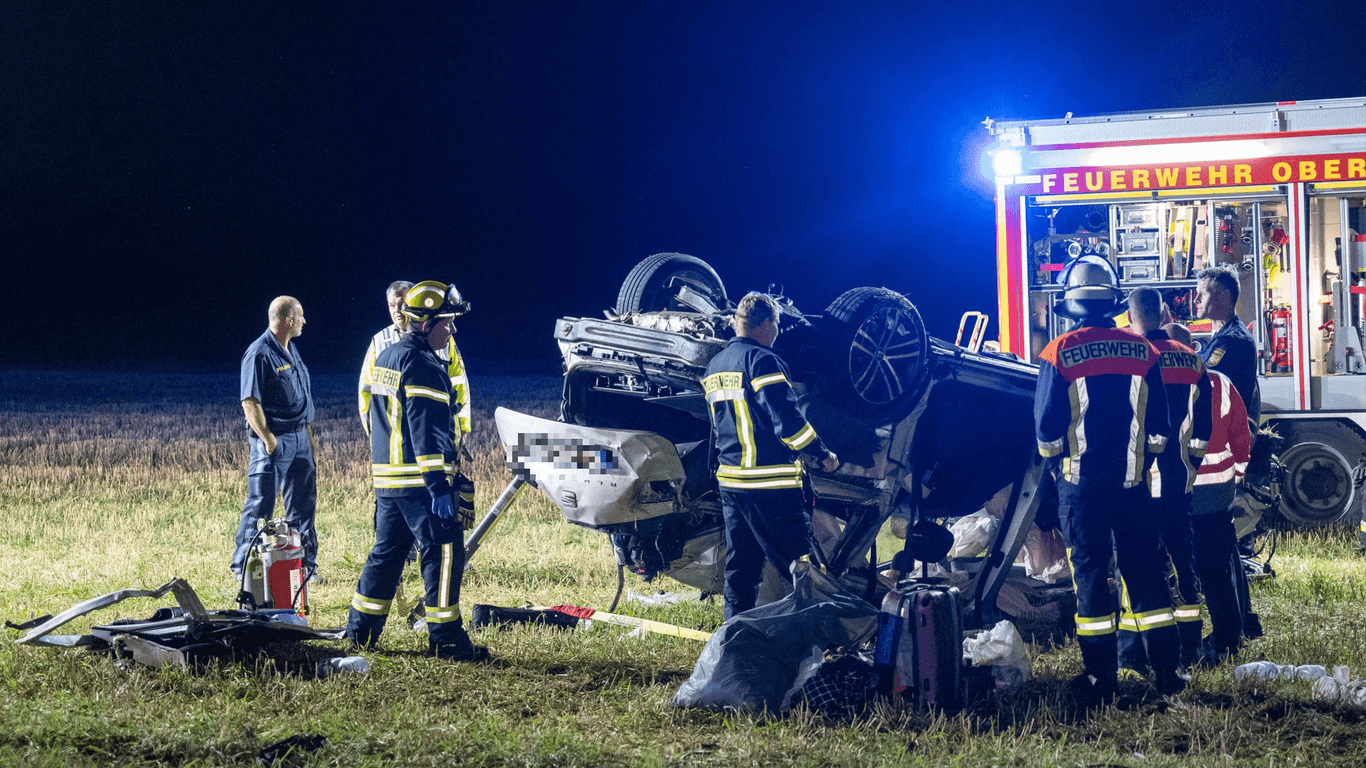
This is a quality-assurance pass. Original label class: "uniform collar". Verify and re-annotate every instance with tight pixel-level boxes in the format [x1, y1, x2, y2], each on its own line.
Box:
[263, 329, 294, 360]
[1073, 316, 1117, 329]
[1213, 314, 1245, 338]
[1143, 329, 1170, 341]
[728, 336, 766, 348]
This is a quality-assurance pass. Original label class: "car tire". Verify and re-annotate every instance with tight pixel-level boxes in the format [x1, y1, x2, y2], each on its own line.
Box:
[615, 253, 728, 315]
[816, 287, 931, 422]
[1266, 420, 1364, 529]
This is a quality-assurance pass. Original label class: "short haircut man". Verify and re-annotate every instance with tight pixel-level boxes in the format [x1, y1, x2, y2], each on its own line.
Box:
[735, 292, 780, 334]
[1128, 286, 1163, 330]
[233, 295, 318, 580]
[1196, 265, 1241, 309]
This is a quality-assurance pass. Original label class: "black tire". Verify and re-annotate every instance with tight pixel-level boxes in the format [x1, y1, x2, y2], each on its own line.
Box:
[1267, 420, 1364, 529]
[817, 287, 931, 421]
[615, 253, 728, 315]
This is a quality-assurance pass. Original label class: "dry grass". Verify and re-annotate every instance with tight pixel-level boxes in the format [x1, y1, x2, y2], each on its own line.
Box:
[4, 367, 1366, 767]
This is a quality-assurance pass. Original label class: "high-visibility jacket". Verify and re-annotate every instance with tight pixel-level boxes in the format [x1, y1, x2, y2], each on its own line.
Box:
[1035, 320, 1170, 488]
[703, 336, 832, 491]
[1144, 330, 1213, 498]
[1195, 370, 1251, 486]
[368, 333, 458, 498]
[359, 324, 471, 442]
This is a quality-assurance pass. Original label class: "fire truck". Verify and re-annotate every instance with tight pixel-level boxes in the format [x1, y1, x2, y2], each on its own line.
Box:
[986, 96, 1366, 529]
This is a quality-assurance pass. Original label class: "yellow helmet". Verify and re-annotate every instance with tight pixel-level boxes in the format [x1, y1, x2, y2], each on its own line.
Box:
[401, 281, 470, 324]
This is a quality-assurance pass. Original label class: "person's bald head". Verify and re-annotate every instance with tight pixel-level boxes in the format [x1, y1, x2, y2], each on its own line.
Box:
[1163, 322, 1193, 348]
[268, 296, 305, 339]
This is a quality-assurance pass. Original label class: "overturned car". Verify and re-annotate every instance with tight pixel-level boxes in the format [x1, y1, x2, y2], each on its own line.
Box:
[479, 253, 1065, 633]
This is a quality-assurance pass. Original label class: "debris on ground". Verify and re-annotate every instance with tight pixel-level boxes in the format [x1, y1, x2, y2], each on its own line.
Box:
[257, 734, 327, 765]
[9, 578, 344, 670]
[1313, 666, 1366, 705]
[963, 619, 1032, 688]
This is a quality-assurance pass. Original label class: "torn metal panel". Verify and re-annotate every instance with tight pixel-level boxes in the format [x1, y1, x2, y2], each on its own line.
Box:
[11, 578, 344, 668]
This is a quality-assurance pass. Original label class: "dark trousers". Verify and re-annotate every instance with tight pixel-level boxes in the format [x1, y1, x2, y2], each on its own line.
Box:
[1119, 492, 1202, 669]
[720, 488, 812, 621]
[347, 494, 467, 647]
[1190, 510, 1244, 656]
[232, 429, 317, 577]
[1058, 480, 1181, 681]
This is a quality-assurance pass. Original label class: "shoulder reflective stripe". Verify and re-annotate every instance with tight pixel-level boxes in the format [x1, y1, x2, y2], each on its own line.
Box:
[405, 385, 450, 403]
[351, 593, 392, 615]
[781, 422, 818, 450]
[751, 372, 787, 391]
[705, 388, 746, 404]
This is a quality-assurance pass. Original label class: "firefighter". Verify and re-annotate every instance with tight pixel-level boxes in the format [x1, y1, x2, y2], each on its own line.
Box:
[1194, 264, 1263, 636]
[1117, 291, 1212, 674]
[359, 280, 474, 566]
[232, 296, 319, 582]
[346, 281, 486, 660]
[704, 292, 838, 620]
[1171, 319, 1253, 666]
[1035, 256, 1184, 703]
[359, 281, 473, 444]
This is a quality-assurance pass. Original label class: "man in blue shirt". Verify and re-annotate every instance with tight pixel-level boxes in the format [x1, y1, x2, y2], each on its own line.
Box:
[231, 296, 318, 582]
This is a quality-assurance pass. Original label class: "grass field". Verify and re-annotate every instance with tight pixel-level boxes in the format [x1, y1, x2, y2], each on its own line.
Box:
[4, 367, 1366, 767]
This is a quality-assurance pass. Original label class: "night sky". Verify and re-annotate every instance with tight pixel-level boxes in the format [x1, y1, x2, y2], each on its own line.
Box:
[3, 2, 1362, 372]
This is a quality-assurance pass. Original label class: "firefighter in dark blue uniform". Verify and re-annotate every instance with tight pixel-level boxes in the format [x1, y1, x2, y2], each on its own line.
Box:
[704, 292, 839, 620]
[346, 281, 486, 661]
[1194, 264, 1263, 638]
[1118, 287, 1212, 672]
[1035, 257, 1185, 702]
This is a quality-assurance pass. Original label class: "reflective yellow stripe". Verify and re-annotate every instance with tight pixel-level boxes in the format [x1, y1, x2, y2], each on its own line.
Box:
[734, 398, 756, 467]
[781, 422, 818, 451]
[717, 463, 803, 478]
[427, 604, 461, 624]
[439, 542, 452, 610]
[351, 593, 392, 616]
[1132, 607, 1177, 630]
[705, 388, 746, 404]
[1076, 615, 1117, 636]
[372, 463, 421, 475]
[1174, 605, 1202, 621]
[405, 385, 450, 403]
[387, 393, 403, 465]
[1038, 438, 1064, 457]
[373, 477, 426, 488]
[751, 372, 787, 391]
[718, 476, 804, 490]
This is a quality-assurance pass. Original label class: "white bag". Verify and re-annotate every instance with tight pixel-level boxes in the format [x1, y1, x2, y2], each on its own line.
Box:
[962, 620, 1031, 688]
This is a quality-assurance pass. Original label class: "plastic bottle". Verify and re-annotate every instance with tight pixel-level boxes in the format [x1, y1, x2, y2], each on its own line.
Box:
[244, 550, 267, 607]
[316, 656, 370, 678]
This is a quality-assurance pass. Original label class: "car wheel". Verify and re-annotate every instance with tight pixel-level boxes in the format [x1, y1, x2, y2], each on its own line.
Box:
[818, 287, 931, 421]
[1267, 421, 1363, 529]
[615, 253, 728, 315]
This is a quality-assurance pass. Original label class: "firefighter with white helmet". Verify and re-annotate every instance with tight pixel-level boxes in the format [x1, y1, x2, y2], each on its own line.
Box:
[1035, 256, 1184, 704]
[346, 280, 486, 660]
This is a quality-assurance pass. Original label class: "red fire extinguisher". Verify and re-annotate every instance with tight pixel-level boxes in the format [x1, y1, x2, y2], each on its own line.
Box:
[1267, 305, 1293, 372]
[240, 519, 310, 615]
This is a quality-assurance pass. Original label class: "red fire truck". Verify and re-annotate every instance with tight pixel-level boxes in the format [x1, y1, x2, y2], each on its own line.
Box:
[986, 97, 1366, 528]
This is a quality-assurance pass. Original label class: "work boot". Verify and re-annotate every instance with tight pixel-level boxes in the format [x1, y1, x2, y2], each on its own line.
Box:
[1069, 673, 1118, 712]
[1155, 667, 1190, 696]
[428, 625, 489, 662]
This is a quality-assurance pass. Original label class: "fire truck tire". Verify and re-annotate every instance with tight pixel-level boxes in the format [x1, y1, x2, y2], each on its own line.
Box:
[615, 253, 728, 316]
[1268, 421, 1364, 529]
[818, 287, 931, 421]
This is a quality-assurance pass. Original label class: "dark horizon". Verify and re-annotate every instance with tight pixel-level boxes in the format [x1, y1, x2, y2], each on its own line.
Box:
[3, 1, 1360, 375]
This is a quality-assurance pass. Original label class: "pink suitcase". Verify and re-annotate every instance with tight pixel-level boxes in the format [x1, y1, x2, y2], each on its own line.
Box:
[873, 584, 964, 710]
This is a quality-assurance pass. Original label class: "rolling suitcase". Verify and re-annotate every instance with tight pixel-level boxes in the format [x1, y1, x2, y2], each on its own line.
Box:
[873, 582, 964, 710]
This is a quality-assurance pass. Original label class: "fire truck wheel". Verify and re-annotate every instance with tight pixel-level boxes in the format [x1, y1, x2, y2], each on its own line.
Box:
[1269, 421, 1364, 529]
[615, 253, 729, 316]
[817, 287, 931, 422]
